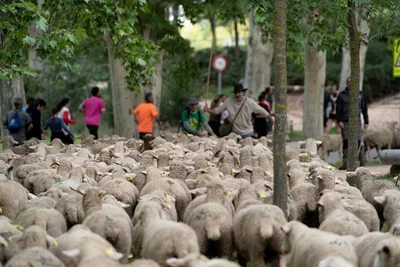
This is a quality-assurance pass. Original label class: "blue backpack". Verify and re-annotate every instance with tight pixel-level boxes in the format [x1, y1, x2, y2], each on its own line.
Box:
[8, 111, 21, 133]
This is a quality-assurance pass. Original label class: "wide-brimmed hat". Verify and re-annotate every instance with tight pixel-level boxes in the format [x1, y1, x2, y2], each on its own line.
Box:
[233, 83, 248, 93]
[187, 97, 198, 105]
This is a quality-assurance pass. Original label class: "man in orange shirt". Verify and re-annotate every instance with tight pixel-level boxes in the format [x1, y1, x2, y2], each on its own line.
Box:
[133, 92, 160, 139]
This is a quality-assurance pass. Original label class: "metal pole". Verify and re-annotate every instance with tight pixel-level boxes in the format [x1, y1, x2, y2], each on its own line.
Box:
[218, 71, 222, 95]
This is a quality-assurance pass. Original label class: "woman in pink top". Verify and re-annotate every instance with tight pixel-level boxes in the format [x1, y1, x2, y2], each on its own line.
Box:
[79, 87, 106, 139]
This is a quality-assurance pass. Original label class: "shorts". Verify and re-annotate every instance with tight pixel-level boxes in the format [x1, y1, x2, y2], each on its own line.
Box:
[329, 113, 336, 120]
[139, 132, 152, 140]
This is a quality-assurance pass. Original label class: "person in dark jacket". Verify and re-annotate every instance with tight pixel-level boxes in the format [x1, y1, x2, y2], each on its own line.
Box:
[43, 107, 75, 143]
[336, 77, 369, 170]
[26, 98, 46, 140]
[323, 83, 335, 130]
[208, 96, 222, 137]
[253, 93, 270, 138]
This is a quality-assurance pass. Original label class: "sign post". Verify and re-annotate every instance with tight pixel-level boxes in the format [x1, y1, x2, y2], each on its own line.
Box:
[394, 38, 400, 78]
[212, 55, 228, 95]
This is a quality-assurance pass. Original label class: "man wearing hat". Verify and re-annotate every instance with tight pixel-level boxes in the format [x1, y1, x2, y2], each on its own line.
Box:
[181, 97, 215, 136]
[204, 84, 273, 139]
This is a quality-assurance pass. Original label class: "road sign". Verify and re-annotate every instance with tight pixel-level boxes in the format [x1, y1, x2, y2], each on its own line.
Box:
[394, 38, 400, 77]
[212, 55, 228, 72]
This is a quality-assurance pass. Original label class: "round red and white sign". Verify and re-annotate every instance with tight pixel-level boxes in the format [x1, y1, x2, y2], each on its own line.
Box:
[212, 55, 228, 72]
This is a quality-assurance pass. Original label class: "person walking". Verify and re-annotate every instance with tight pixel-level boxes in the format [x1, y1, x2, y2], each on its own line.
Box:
[336, 77, 369, 170]
[181, 97, 214, 137]
[56, 98, 76, 144]
[43, 107, 75, 142]
[132, 92, 160, 140]
[204, 84, 273, 139]
[3, 97, 33, 145]
[207, 96, 222, 137]
[79, 87, 106, 139]
[264, 87, 274, 133]
[325, 89, 340, 134]
[26, 98, 46, 140]
[22, 97, 35, 112]
[253, 93, 270, 138]
[323, 83, 335, 132]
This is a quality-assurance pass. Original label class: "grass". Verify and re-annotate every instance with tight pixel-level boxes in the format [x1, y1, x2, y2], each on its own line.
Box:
[332, 160, 384, 169]
[288, 131, 303, 142]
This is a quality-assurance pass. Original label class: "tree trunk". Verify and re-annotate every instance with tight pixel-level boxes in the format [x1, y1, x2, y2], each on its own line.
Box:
[0, 80, 12, 140]
[339, 4, 369, 91]
[104, 31, 138, 138]
[347, 0, 361, 171]
[210, 15, 217, 49]
[234, 18, 240, 58]
[151, 50, 164, 137]
[244, 11, 254, 90]
[272, 0, 288, 215]
[303, 47, 326, 139]
[246, 12, 274, 98]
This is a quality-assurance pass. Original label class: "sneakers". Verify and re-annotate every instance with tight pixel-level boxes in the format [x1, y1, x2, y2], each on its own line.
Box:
[339, 165, 347, 170]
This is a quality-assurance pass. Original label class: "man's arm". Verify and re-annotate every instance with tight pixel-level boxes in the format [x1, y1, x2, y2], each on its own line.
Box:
[205, 102, 225, 115]
[182, 121, 199, 135]
[252, 101, 273, 121]
[202, 122, 215, 136]
[336, 94, 343, 123]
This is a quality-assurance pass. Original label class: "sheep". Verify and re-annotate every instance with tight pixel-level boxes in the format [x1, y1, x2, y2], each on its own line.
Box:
[24, 169, 64, 195]
[5, 247, 66, 267]
[346, 167, 398, 224]
[99, 175, 139, 217]
[0, 179, 29, 221]
[239, 147, 253, 168]
[78, 187, 133, 264]
[0, 216, 23, 264]
[139, 204, 200, 267]
[299, 138, 322, 155]
[374, 189, 400, 235]
[352, 231, 400, 267]
[2, 136, 19, 151]
[138, 189, 178, 222]
[317, 191, 369, 236]
[140, 176, 190, 221]
[19, 196, 58, 212]
[55, 192, 85, 228]
[284, 220, 358, 267]
[318, 133, 342, 161]
[13, 163, 45, 185]
[233, 186, 289, 267]
[61, 239, 123, 267]
[15, 205, 67, 237]
[128, 259, 161, 267]
[364, 121, 398, 160]
[185, 182, 234, 259]
[320, 189, 379, 232]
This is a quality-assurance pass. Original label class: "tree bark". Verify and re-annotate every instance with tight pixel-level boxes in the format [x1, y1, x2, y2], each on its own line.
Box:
[151, 50, 164, 137]
[234, 18, 240, 58]
[210, 15, 217, 49]
[245, 12, 274, 98]
[339, 4, 369, 91]
[347, 0, 361, 171]
[0, 80, 12, 140]
[272, 0, 288, 215]
[104, 31, 138, 138]
[244, 11, 254, 90]
[303, 47, 326, 139]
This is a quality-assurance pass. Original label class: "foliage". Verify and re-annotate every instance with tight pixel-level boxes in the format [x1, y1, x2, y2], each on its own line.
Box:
[0, 1, 81, 79]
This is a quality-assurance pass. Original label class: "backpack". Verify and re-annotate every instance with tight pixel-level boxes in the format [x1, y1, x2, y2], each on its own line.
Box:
[8, 111, 21, 133]
[177, 108, 201, 133]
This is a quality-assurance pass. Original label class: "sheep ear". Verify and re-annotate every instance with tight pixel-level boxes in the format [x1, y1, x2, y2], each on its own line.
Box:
[140, 171, 148, 175]
[281, 224, 290, 234]
[374, 196, 386, 204]
[346, 171, 356, 177]
[62, 249, 81, 257]
[166, 257, 186, 267]
[28, 193, 38, 199]
[46, 235, 58, 248]
[317, 175, 323, 180]
[117, 201, 130, 208]
[70, 187, 85, 195]
[190, 187, 207, 195]
[28, 145, 38, 150]
[371, 172, 382, 177]
[317, 199, 324, 207]
[316, 140, 323, 145]
[106, 248, 123, 260]
[0, 236, 8, 248]
[298, 141, 305, 145]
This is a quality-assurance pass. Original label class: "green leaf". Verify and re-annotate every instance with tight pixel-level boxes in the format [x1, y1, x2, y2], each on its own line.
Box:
[35, 17, 48, 31]
[23, 36, 36, 45]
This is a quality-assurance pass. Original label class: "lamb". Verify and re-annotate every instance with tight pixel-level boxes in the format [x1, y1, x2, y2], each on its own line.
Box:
[80, 187, 133, 263]
[374, 189, 400, 235]
[284, 220, 358, 267]
[318, 133, 342, 161]
[0, 179, 29, 221]
[364, 121, 398, 160]
[352, 231, 400, 267]
[318, 191, 369, 236]
[299, 138, 322, 155]
[185, 182, 234, 259]
[233, 186, 289, 267]
[5, 247, 65, 267]
[139, 203, 200, 267]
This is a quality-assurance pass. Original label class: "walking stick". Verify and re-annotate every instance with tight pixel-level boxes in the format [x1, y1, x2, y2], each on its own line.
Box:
[205, 40, 215, 106]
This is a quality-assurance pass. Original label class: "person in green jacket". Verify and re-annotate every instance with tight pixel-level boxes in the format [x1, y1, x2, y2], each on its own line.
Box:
[181, 97, 215, 137]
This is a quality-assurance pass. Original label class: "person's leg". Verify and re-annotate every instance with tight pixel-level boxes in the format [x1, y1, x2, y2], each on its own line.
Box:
[87, 125, 99, 139]
[358, 140, 366, 167]
[339, 122, 349, 170]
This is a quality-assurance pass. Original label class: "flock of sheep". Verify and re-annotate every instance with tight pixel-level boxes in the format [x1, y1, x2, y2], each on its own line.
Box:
[0, 130, 400, 267]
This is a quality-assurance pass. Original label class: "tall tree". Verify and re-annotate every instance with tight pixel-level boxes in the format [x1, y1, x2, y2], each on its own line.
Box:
[347, 0, 361, 171]
[272, 0, 288, 216]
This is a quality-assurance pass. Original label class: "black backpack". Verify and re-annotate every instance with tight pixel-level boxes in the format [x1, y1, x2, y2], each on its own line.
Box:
[177, 108, 201, 133]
